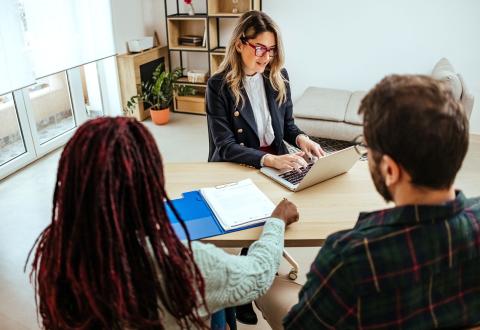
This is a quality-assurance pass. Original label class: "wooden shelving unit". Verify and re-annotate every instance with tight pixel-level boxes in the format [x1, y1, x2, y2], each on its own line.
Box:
[164, 0, 262, 115]
[117, 46, 169, 121]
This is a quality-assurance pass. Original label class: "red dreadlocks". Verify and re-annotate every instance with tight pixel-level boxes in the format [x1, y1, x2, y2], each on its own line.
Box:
[26, 117, 207, 329]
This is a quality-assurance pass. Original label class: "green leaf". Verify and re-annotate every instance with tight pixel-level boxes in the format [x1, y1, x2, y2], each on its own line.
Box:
[126, 63, 183, 109]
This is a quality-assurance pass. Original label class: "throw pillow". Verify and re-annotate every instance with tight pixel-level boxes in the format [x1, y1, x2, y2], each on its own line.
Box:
[431, 58, 462, 100]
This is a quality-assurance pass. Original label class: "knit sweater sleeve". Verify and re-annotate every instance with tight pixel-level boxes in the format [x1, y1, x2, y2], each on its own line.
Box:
[191, 218, 285, 313]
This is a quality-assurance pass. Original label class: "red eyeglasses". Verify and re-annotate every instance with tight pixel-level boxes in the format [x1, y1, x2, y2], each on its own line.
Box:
[243, 40, 277, 57]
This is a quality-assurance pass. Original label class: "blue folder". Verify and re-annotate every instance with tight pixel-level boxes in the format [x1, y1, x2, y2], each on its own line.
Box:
[166, 190, 266, 240]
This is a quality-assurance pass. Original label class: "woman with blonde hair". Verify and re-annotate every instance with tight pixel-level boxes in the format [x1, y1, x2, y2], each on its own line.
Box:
[206, 10, 322, 325]
[207, 10, 323, 171]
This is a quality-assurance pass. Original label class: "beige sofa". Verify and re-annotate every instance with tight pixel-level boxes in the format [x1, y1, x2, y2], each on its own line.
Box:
[294, 58, 474, 141]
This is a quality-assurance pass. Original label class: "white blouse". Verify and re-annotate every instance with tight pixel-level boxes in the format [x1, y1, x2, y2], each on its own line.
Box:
[243, 73, 275, 147]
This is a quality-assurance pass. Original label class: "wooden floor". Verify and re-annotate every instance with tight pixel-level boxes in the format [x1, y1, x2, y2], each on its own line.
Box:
[0, 113, 478, 329]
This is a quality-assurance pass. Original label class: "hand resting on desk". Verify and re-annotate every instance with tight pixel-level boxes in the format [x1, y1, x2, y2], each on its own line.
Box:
[272, 198, 299, 226]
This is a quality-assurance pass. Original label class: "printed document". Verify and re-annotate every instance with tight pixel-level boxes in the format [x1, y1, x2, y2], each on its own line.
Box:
[200, 179, 274, 230]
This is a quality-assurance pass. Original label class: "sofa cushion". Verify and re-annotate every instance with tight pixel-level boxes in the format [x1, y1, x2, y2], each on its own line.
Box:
[431, 58, 462, 100]
[294, 87, 351, 122]
[295, 117, 363, 141]
[344, 91, 366, 126]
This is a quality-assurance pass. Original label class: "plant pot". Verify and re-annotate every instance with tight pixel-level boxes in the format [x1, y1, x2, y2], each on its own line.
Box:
[150, 107, 170, 125]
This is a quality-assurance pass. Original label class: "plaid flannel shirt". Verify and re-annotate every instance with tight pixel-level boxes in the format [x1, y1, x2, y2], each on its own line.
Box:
[284, 191, 480, 329]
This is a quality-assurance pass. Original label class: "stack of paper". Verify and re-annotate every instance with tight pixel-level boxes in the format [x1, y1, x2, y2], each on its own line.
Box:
[200, 179, 275, 231]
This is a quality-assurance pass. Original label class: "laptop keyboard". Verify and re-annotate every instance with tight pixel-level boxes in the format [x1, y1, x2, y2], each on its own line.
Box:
[310, 137, 367, 161]
[279, 163, 314, 185]
[280, 137, 353, 186]
[279, 137, 366, 186]
[309, 137, 355, 154]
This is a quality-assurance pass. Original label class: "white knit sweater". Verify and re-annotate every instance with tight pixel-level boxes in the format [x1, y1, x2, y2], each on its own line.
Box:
[162, 218, 285, 328]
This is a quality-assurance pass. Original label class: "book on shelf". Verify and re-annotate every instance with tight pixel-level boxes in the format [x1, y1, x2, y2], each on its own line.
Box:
[202, 28, 207, 48]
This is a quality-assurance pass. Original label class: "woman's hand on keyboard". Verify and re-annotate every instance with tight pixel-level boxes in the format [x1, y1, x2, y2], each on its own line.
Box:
[263, 152, 308, 171]
[296, 135, 325, 159]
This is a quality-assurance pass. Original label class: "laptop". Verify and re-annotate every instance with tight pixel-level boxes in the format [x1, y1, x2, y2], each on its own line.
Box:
[260, 146, 359, 191]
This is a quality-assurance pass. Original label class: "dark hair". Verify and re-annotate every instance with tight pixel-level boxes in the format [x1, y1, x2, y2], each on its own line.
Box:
[26, 117, 207, 329]
[359, 74, 469, 189]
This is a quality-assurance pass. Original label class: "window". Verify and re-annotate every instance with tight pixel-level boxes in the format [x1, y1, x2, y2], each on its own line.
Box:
[80, 62, 104, 118]
[0, 0, 116, 179]
[0, 93, 26, 165]
[27, 73, 76, 145]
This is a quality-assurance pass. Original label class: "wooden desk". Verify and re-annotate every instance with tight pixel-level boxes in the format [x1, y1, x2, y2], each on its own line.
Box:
[164, 161, 387, 247]
[164, 139, 480, 247]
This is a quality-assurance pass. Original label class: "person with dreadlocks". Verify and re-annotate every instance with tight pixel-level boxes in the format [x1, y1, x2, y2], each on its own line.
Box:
[26, 117, 298, 330]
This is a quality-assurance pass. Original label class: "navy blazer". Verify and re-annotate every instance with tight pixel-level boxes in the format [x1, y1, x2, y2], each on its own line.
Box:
[206, 68, 304, 168]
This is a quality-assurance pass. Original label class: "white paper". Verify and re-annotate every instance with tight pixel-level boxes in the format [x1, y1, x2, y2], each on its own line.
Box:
[200, 179, 275, 231]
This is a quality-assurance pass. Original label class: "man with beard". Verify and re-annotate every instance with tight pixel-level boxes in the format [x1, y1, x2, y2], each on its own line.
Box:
[255, 74, 480, 329]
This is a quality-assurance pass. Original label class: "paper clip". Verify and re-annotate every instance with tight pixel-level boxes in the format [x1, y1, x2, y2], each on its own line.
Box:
[214, 182, 239, 189]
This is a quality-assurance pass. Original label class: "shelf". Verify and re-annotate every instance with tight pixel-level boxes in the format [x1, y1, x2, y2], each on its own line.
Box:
[210, 53, 225, 74]
[210, 47, 226, 54]
[174, 94, 206, 115]
[167, 17, 207, 49]
[174, 77, 207, 87]
[169, 46, 208, 52]
[208, 13, 242, 17]
[207, 0, 260, 16]
[167, 13, 208, 18]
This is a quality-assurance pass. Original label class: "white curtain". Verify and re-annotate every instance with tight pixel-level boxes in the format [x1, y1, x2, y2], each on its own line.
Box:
[0, 0, 35, 95]
[21, 0, 116, 78]
[0, 0, 116, 95]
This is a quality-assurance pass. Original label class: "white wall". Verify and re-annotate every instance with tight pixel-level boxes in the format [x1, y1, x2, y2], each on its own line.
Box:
[263, 0, 480, 133]
[108, 0, 167, 115]
[111, 0, 167, 54]
[110, 1, 480, 132]
[111, 0, 145, 54]
[143, 0, 168, 47]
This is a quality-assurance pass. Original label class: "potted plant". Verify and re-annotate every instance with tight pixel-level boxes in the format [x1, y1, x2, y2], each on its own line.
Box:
[126, 63, 182, 125]
[177, 84, 197, 97]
